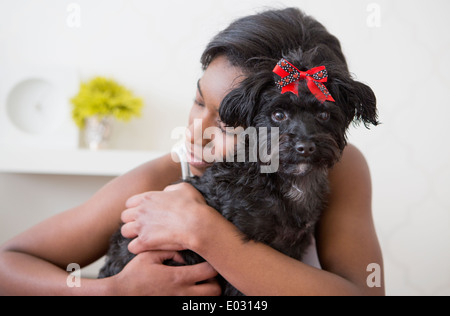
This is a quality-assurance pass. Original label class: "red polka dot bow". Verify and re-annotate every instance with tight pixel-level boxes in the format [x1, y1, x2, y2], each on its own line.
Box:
[273, 58, 335, 103]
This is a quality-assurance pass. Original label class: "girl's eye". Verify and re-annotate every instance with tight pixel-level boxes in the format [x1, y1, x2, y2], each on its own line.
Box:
[317, 111, 330, 122]
[194, 99, 205, 107]
[272, 111, 288, 122]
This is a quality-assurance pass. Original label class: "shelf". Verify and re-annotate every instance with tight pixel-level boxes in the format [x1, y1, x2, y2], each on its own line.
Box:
[0, 148, 166, 177]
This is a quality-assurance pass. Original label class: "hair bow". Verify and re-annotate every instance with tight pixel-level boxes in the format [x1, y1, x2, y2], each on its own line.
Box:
[273, 58, 335, 103]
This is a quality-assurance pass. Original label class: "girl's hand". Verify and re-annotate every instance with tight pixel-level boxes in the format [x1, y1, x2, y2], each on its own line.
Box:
[110, 250, 221, 296]
[121, 183, 212, 255]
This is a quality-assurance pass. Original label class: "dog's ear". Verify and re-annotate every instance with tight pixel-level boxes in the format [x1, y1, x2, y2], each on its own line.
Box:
[331, 75, 379, 128]
[220, 72, 274, 128]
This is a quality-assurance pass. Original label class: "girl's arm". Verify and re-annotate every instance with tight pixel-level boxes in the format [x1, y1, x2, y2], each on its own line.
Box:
[197, 145, 384, 296]
[123, 145, 385, 296]
[0, 154, 220, 296]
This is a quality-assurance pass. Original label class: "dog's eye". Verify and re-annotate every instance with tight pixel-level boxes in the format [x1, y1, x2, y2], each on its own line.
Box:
[272, 111, 288, 122]
[317, 111, 330, 122]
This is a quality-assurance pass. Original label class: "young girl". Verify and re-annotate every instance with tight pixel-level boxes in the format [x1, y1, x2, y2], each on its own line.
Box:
[0, 8, 384, 296]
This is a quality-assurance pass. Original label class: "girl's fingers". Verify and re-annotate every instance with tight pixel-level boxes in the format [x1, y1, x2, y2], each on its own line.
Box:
[125, 192, 150, 208]
[182, 261, 219, 284]
[127, 236, 144, 255]
[121, 207, 137, 224]
[163, 183, 184, 192]
[121, 221, 139, 239]
[147, 251, 186, 265]
[190, 280, 222, 297]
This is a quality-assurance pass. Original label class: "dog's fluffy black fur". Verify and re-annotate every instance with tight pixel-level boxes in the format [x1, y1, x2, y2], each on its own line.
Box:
[98, 9, 378, 296]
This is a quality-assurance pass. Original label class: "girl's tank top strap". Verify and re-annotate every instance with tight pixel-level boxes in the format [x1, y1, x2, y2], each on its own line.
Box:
[172, 141, 193, 180]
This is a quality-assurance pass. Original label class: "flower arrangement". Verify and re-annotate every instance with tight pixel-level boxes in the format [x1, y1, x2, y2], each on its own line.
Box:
[71, 77, 143, 128]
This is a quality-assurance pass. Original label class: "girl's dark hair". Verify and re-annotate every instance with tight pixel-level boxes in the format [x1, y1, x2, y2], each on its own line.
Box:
[209, 8, 379, 129]
[201, 8, 348, 73]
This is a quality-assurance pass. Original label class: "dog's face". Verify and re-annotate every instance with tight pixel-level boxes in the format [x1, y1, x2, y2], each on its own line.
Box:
[252, 91, 346, 175]
[219, 49, 378, 176]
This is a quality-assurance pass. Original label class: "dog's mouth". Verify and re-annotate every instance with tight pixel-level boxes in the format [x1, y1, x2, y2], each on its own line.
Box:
[295, 163, 313, 176]
[276, 133, 342, 175]
[277, 158, 315, 176]
[278, 149, 337, 176]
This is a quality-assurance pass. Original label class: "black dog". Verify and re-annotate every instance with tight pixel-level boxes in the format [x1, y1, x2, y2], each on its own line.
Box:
[98, 47, 378, 296]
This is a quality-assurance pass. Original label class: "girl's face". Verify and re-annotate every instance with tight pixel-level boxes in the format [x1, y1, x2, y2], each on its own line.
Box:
[186, 56, 245, 177]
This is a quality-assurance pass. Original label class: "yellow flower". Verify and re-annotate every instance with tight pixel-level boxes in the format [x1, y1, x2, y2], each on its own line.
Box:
[71, 77, 143, 128]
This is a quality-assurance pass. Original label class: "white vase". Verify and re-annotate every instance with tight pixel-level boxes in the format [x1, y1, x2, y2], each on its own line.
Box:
[84, 116, 113, 150]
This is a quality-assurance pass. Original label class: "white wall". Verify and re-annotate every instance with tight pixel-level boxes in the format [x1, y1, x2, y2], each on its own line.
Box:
[1, 0, 450, 295]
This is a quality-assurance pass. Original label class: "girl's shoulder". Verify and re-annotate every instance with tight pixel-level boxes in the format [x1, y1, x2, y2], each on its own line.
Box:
[330, 144, 371, 185]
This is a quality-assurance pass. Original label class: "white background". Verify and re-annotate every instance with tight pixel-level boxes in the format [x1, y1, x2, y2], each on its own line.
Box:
[1, 0, 450, 295]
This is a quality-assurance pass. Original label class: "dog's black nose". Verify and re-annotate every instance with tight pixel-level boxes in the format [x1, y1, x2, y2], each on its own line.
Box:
[296, 142, 316, 157]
